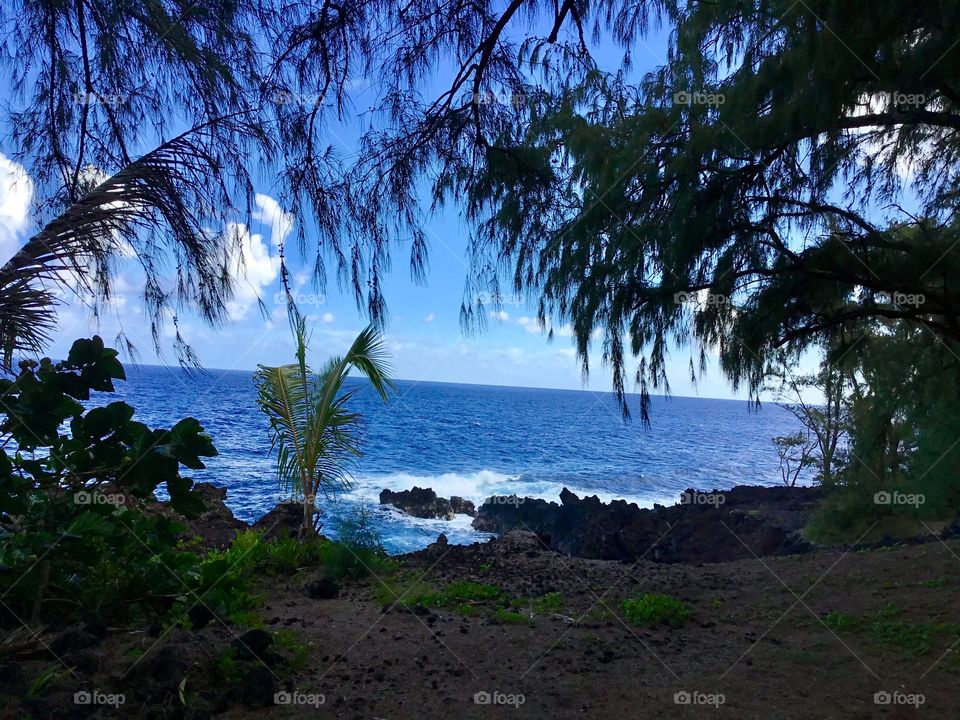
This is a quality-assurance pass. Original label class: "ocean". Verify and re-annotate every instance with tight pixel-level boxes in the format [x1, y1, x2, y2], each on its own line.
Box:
[105, 365, 810, 553]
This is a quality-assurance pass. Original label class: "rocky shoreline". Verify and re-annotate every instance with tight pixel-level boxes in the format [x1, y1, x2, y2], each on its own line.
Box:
[469, 485, 822, 563]
[180, 482, 960, 565]
[183, 482, 826, 564]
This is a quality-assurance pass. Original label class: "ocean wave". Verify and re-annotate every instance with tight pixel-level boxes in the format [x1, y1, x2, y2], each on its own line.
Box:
[346, 469, 681, 510]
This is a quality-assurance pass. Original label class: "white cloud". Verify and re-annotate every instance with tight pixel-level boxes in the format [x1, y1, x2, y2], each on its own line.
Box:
[253, 193, 294, 247]
[322, 312, 335, 324]
[217, 195, 295, 321]
[0, 153, 33, 261]
[489, 309, 510, 322]
[224, 222, 281, 320]
[425, 312, 435, 323]
[517, 315, 572, 335]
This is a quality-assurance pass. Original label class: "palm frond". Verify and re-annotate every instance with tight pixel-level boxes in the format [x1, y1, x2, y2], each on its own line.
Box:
[255, 323, 394, 512]
[0, 115, 259, 369]
[254, 362, 311, 496]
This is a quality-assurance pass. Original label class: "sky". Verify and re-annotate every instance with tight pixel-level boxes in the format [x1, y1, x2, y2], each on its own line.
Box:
[0, 15, 782, 401]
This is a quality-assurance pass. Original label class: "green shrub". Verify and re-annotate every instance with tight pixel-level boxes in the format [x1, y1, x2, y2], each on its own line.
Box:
[494, 608, 532, 625]
[0, 338, 218, 629]
[318, 506, 395, 580]
[620, 593, 692, 628]
[823, 611, 863, 633]
[534, 591, 564, 613]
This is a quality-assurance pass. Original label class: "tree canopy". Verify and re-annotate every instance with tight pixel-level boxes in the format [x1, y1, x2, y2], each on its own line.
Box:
[3, 1, 959, 425]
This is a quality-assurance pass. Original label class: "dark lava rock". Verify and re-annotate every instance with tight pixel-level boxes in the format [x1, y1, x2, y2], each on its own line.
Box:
[188, 604, 215, 630]
[241, 666, 278, 708]
[383, 603, 430, 616]
[450, 496, 476, 516]
[134, 644, 189, 679]
[306, 577, 340, 599]
[232, 628, 274, 660]
[50, 627, 101, 655]
[472, 485, 822, 563]
[254, 500, 305, 540]
[158, 482, 248, 549]
[380, 487, 454, 520]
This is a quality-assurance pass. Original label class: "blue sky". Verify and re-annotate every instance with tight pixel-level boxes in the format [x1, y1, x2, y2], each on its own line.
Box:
[0, 17, 774, 401]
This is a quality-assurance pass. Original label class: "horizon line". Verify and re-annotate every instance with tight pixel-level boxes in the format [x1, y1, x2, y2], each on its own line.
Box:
[122, 361, 752, 404]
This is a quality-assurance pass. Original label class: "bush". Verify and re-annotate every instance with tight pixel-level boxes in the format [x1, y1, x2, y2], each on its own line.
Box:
[620, 593, 692, 628]
[0, 337, 217, 628]
[320, 505, 394, 580]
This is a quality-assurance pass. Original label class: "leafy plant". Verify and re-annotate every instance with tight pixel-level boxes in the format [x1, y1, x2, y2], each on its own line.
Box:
[319, 505, 393, 580]
[255, 314, 394, 538]
[620, 593, 693, 628]
[0, 337, 217, 627]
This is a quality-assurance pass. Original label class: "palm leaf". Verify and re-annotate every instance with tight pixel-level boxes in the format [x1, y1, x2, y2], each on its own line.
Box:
[0, 114, 257, 369]
[255, 321, 394, 521]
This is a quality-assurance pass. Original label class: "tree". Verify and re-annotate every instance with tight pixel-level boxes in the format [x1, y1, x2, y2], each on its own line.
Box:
[0, 0, 378, 365]
[7, 0, 960, 426]
[0, 336, 217, 625]
[0, 0, 596, 366]
[351, 0, 960, 420]
[768, 351, 853, 485]
[772, 432, 816, 487]
[255, 313, 394, 538]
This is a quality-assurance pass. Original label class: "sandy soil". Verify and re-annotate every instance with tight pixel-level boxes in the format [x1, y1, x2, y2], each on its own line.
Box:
[9, 527, 958, 720]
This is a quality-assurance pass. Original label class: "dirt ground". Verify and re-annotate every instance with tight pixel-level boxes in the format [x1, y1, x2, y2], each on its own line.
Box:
[9, 527, 959, 720]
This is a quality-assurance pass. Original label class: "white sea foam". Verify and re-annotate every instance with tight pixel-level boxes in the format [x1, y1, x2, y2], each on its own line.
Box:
[345, 469, 680, 510]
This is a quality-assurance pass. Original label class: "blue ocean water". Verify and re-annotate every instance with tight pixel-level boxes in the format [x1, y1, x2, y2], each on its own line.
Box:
[103, 365, 809, 553]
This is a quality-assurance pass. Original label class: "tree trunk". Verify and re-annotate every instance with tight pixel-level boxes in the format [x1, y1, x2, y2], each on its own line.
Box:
[301, 494, 314, 539]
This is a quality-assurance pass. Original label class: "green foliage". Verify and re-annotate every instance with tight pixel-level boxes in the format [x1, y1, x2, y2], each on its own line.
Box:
[824, 604, 960, 658]
[375, 577, 510, 618]
[803, 326, 960, 541]
[255, 317, 394, 537]
[533, 592, 564, 613]
[423, 581, 507, 607]
[319, 505, 395, 580]
[0, 338, 217, 628]
[823, 611, 863, 633]
[493, 608, 532, 625]
[620, 593, 693, 628]
[272, 629, 312, 672]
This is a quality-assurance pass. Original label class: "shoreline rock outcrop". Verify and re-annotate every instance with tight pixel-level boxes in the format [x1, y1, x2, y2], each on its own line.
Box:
[379, 486, 476, 519]
[472, 485, 822, 563]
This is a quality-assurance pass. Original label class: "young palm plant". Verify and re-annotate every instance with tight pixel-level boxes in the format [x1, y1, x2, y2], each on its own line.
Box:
[255, 314, 394, 538]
